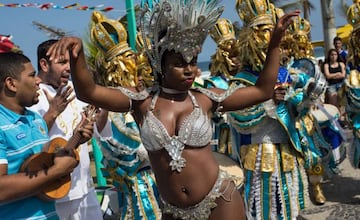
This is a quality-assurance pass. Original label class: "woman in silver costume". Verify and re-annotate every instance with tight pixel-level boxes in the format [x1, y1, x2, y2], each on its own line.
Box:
[47, 0, 299, 219]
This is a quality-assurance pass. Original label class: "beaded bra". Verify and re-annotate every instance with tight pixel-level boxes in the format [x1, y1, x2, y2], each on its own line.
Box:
[117, 84, 244, 172]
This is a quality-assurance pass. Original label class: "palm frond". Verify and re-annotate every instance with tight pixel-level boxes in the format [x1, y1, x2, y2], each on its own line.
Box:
[337, 0, 350, 18]
[32, 21, 69, 39]
[273, 0, 314, 13]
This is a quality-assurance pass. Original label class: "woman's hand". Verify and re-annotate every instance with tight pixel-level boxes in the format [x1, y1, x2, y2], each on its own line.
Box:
[334, 72, 345, 79]
[47, 37, 83, 62]
[273, 86, 287, 105]
[270, 10, 301, 44]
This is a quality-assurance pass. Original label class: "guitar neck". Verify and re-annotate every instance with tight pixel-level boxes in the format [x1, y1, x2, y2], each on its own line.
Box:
[64, 132, 82, 151]
[64, 105, 98, 151]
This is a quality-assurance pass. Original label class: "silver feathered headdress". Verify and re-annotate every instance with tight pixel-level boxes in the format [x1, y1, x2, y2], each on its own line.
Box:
[139, 0, 224, 76]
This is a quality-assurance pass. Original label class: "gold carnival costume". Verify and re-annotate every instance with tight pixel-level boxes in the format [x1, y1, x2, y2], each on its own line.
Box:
[203, 18, 238, 156]
[86, 11, 161, 219]
[344, 0, 360, 168]
[281, 15, 346, 206]
[211, 1, 311, 219]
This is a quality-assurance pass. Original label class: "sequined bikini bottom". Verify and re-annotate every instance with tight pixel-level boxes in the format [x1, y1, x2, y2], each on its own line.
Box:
[161, 170, 236, 220]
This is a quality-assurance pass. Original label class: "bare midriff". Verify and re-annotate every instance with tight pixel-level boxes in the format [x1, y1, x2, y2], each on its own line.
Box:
[148, 145, 219, 208]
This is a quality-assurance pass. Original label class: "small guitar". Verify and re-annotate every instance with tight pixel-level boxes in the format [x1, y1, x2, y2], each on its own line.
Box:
[20, 105, 99, 201]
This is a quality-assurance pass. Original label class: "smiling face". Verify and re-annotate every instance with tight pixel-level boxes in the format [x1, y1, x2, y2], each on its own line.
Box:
[161, 50, 198, 90]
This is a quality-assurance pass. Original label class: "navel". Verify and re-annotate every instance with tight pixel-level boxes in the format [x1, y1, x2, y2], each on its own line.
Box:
[181, 186, 188, 194]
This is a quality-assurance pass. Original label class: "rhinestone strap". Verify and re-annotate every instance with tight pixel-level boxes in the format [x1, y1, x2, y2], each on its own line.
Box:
[192, 83, 245, 103]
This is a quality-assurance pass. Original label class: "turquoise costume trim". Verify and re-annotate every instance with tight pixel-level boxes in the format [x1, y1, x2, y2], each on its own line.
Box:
[287, 71, 335, 171]
[295, 116, 324, 169]
[347, 105, 360, 168]
[293, 72, 311, 87]
[203, 75, 232, 154]
[97, 112, 161, 219]
[286, 90, 304, 108]
[276, 103, 302, 154]
[346, 79, 360, 168]
[228, 71, 267, 131]
[352, 114, 360, 133]
[242, 143, 308, 220]
[276, 67, 305, 154]
[231, 71, 258, 85]
[126, 169, 160, 220]
[229, 67, 309, 220]
[203, 75, 229, 90]
[229, 105, 266, 130]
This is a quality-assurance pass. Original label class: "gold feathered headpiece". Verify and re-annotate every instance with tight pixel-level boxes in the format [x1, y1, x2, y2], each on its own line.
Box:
[236, 0, 273, 27]
[285, 16, 313, 59]
[236, 0, 275, 71]
[87, 11, 137, 87]
[347, 0, 360, 73]
[209, 18, 240, 77]
[347, 0, 360, 31]
[90, 11, 132, 62]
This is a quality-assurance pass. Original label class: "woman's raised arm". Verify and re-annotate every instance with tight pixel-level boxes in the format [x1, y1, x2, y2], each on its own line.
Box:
[221, 10, 301, 111]
[47, 37, 134, 112]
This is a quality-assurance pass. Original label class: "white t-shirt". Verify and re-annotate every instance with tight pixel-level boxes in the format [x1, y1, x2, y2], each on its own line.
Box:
[29, 82, 94, 202]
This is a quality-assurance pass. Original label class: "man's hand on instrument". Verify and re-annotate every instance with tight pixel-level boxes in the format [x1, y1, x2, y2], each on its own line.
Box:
[76, 111, 95, 145]
[53, 150, 79, 175]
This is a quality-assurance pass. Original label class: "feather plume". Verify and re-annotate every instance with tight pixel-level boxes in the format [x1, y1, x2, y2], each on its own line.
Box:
[32, 21, 69, 39]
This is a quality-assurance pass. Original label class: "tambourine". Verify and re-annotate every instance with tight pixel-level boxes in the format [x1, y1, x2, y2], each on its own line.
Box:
[308, 72, 327, 100]
[291, 58, 327, 100]
[290, 58, 316, 77]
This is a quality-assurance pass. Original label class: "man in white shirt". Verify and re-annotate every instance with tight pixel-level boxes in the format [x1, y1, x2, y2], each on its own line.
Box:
[29, 39, 102, 220]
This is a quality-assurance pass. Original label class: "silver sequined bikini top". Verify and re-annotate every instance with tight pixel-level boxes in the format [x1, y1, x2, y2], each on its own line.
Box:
[140, 89, 212, 172]
[116, 84, 245, 172]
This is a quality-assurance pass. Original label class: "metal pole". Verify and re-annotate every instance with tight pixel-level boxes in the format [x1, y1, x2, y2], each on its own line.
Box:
[125, 0, 137, 51]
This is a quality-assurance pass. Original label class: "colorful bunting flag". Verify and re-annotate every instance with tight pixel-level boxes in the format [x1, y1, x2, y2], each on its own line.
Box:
[0, 2, 117, 12]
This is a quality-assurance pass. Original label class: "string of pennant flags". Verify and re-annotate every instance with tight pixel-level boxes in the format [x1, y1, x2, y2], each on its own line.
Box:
[0, 2, 123, 12]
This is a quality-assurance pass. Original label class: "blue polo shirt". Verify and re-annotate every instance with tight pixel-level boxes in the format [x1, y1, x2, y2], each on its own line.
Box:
[0, 104, 58, 220]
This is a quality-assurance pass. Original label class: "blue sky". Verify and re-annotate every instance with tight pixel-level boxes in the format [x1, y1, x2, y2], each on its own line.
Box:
[0, 0, 352, 66]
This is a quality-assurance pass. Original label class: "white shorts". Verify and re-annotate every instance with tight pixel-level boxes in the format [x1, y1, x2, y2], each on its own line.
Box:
[55, 189, 103, 220]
